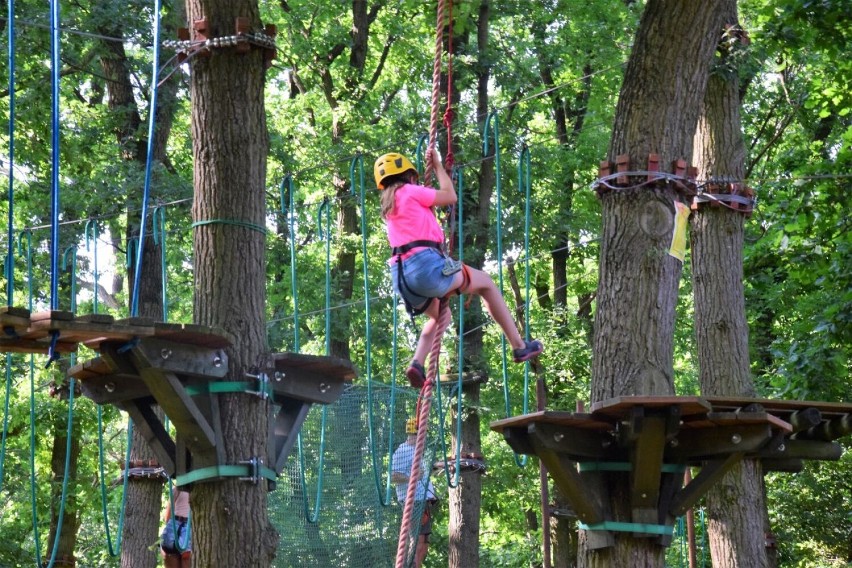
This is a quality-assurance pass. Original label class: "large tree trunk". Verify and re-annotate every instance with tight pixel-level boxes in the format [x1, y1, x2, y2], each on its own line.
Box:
[446, 4, 491, 567]
[691, 2, 768, 567]
[185, 1, 275, 566]
[582, 1, 724, 566]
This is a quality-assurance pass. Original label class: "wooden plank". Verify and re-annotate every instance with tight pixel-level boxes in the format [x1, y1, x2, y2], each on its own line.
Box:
[705, 396, 852, 419]
[0, 337, 77, 355]
[30, 310, 75, 322]
[0, 306, 32, 329]
[491, 411, 613, 433]
[269, 367, 346, 405]
[153, 322, 232, 348]
[681, 411, 792, 434]
[75, 313, 115, 324]
[271, 352, 358, 382]
[591, 396, 712, 419]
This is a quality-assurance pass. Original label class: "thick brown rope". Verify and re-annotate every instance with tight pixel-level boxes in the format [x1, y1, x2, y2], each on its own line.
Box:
[394, 300, 452, 568]
[423, 0, 446, 183]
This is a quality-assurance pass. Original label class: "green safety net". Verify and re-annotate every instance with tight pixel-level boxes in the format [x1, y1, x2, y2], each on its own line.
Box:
[270, 383, 438, 568]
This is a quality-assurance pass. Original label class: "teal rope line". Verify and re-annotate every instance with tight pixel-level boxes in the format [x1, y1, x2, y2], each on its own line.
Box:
[191, 219, 268, 234]
[297, 407, 328, 523]
[485, 110, 527, 468]
[414, 133, 429, 175]
[184, 381, 273, 398]
[85, 220, 100, 314]
[434, 166, 466, 489]
[152, 207, 169, 320]
[281, 175, 301, 351]
[578, 520, 675, 536]
[98, 412, 132, 556]
[318, 198, 332, 354]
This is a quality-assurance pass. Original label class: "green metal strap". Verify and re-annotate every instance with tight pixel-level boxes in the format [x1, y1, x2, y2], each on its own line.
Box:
[184, 381, 273, 398]
[578, 521, 675, 536]
[578, 462, 686, 474]
[192, 219, 268, 235]
[176, 464, 277, 486]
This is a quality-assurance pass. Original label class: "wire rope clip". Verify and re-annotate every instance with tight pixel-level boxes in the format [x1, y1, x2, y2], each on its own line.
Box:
[244, 370, 270, 400]
[239, 457, 263, 484]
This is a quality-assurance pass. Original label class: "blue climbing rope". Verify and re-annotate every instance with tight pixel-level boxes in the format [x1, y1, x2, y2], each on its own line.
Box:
[6, 0, 17, 308]
[130, 0, 162, 317]
[85, 220, 101, 314]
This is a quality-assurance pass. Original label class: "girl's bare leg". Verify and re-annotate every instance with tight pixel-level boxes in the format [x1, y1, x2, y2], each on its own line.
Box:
[447, 267, 526, 349]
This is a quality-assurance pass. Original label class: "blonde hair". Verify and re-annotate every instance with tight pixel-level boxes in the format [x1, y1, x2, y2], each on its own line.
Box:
[380, 171, 417, 218]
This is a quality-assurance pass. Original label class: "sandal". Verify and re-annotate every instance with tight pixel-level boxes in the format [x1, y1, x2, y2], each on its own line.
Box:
[513, 340, 544, 363]
[406, 360, 427, 389]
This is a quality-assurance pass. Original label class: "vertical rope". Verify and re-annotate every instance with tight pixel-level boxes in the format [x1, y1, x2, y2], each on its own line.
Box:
[394, 301, 451, 568]
[48, 0, 60, 312]
[6, 0, 16, 308]
[423, 0, 446, 182]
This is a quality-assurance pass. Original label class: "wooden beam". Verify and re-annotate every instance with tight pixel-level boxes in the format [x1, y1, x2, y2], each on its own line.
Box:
[525, 421, 618, 460]
[527, 427, 608, 527]
[670, 453, 745, 517]
[757, 438, 843, 461]
[667, 424, 773, 460]
[120, 399, 177, 476]
[271, 397, 312, 473]
[628, 411, 667, 526]
[131, 337, 229, 379]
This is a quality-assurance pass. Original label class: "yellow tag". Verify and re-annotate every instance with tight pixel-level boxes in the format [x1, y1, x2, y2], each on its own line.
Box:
[668, 201, 690, 261]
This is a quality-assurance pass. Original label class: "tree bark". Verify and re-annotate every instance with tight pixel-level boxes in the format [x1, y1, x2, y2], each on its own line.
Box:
[691, 2, 769, 567]
[583, 1, 725, 566]
[185, 1, 275, 566]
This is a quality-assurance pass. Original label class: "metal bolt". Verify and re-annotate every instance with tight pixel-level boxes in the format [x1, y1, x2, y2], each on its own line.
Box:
[670, 439, 679, 447]
[213, 355, 222, 367]
[777, 443, 786, 452]
[731, 434, 742, 444]
[105, 382, 115, 393]
[274, 372, 283, 382]
[319, 383, 329, 393]
[161, 348, 172, 359]
[554, 433, 564, 442]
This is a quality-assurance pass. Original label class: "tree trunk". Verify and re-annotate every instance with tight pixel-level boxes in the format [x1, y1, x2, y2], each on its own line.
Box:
[583, 1, 724, 566]
[185, 1, 275, 566]
[44, 371, 81, 568]
[446, 3, 491, 567]
[691, 2, 768, 566]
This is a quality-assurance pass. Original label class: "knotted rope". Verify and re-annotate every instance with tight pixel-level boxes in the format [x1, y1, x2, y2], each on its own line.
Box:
[394, 300, 452, 568]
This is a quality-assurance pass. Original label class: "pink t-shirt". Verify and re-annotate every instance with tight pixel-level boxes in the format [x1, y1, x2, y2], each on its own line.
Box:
[385, 183, 444, 251]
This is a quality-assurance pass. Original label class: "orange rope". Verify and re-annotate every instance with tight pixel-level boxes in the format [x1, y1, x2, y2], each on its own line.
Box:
[394, 301, 452, 568]
[423, 0, 447, 183]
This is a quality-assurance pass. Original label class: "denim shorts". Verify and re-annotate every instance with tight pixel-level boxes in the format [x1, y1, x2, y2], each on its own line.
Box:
[390, 249, 456, 310]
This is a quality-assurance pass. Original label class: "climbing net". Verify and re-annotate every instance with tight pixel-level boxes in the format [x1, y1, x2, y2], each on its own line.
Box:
[270, 383, 437, 568]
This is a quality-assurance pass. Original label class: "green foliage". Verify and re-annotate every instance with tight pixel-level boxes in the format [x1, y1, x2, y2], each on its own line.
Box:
[0, 0, 850, 566]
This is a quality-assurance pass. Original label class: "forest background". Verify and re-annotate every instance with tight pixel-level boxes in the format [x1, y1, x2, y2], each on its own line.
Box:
[0, 0, 849, 566]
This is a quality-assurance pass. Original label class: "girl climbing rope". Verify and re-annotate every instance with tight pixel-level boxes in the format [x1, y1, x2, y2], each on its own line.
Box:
[374, 147, 543, 389]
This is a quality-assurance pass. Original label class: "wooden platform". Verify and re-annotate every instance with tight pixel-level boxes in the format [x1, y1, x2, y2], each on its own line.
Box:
[0, 307, 231, 355]
[491, 395, 852, 549]
[68, 335, 356, 488]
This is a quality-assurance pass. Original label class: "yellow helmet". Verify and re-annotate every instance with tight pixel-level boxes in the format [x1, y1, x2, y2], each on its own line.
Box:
[374, 153, 416, 190]
[405, 417, 418, 434]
